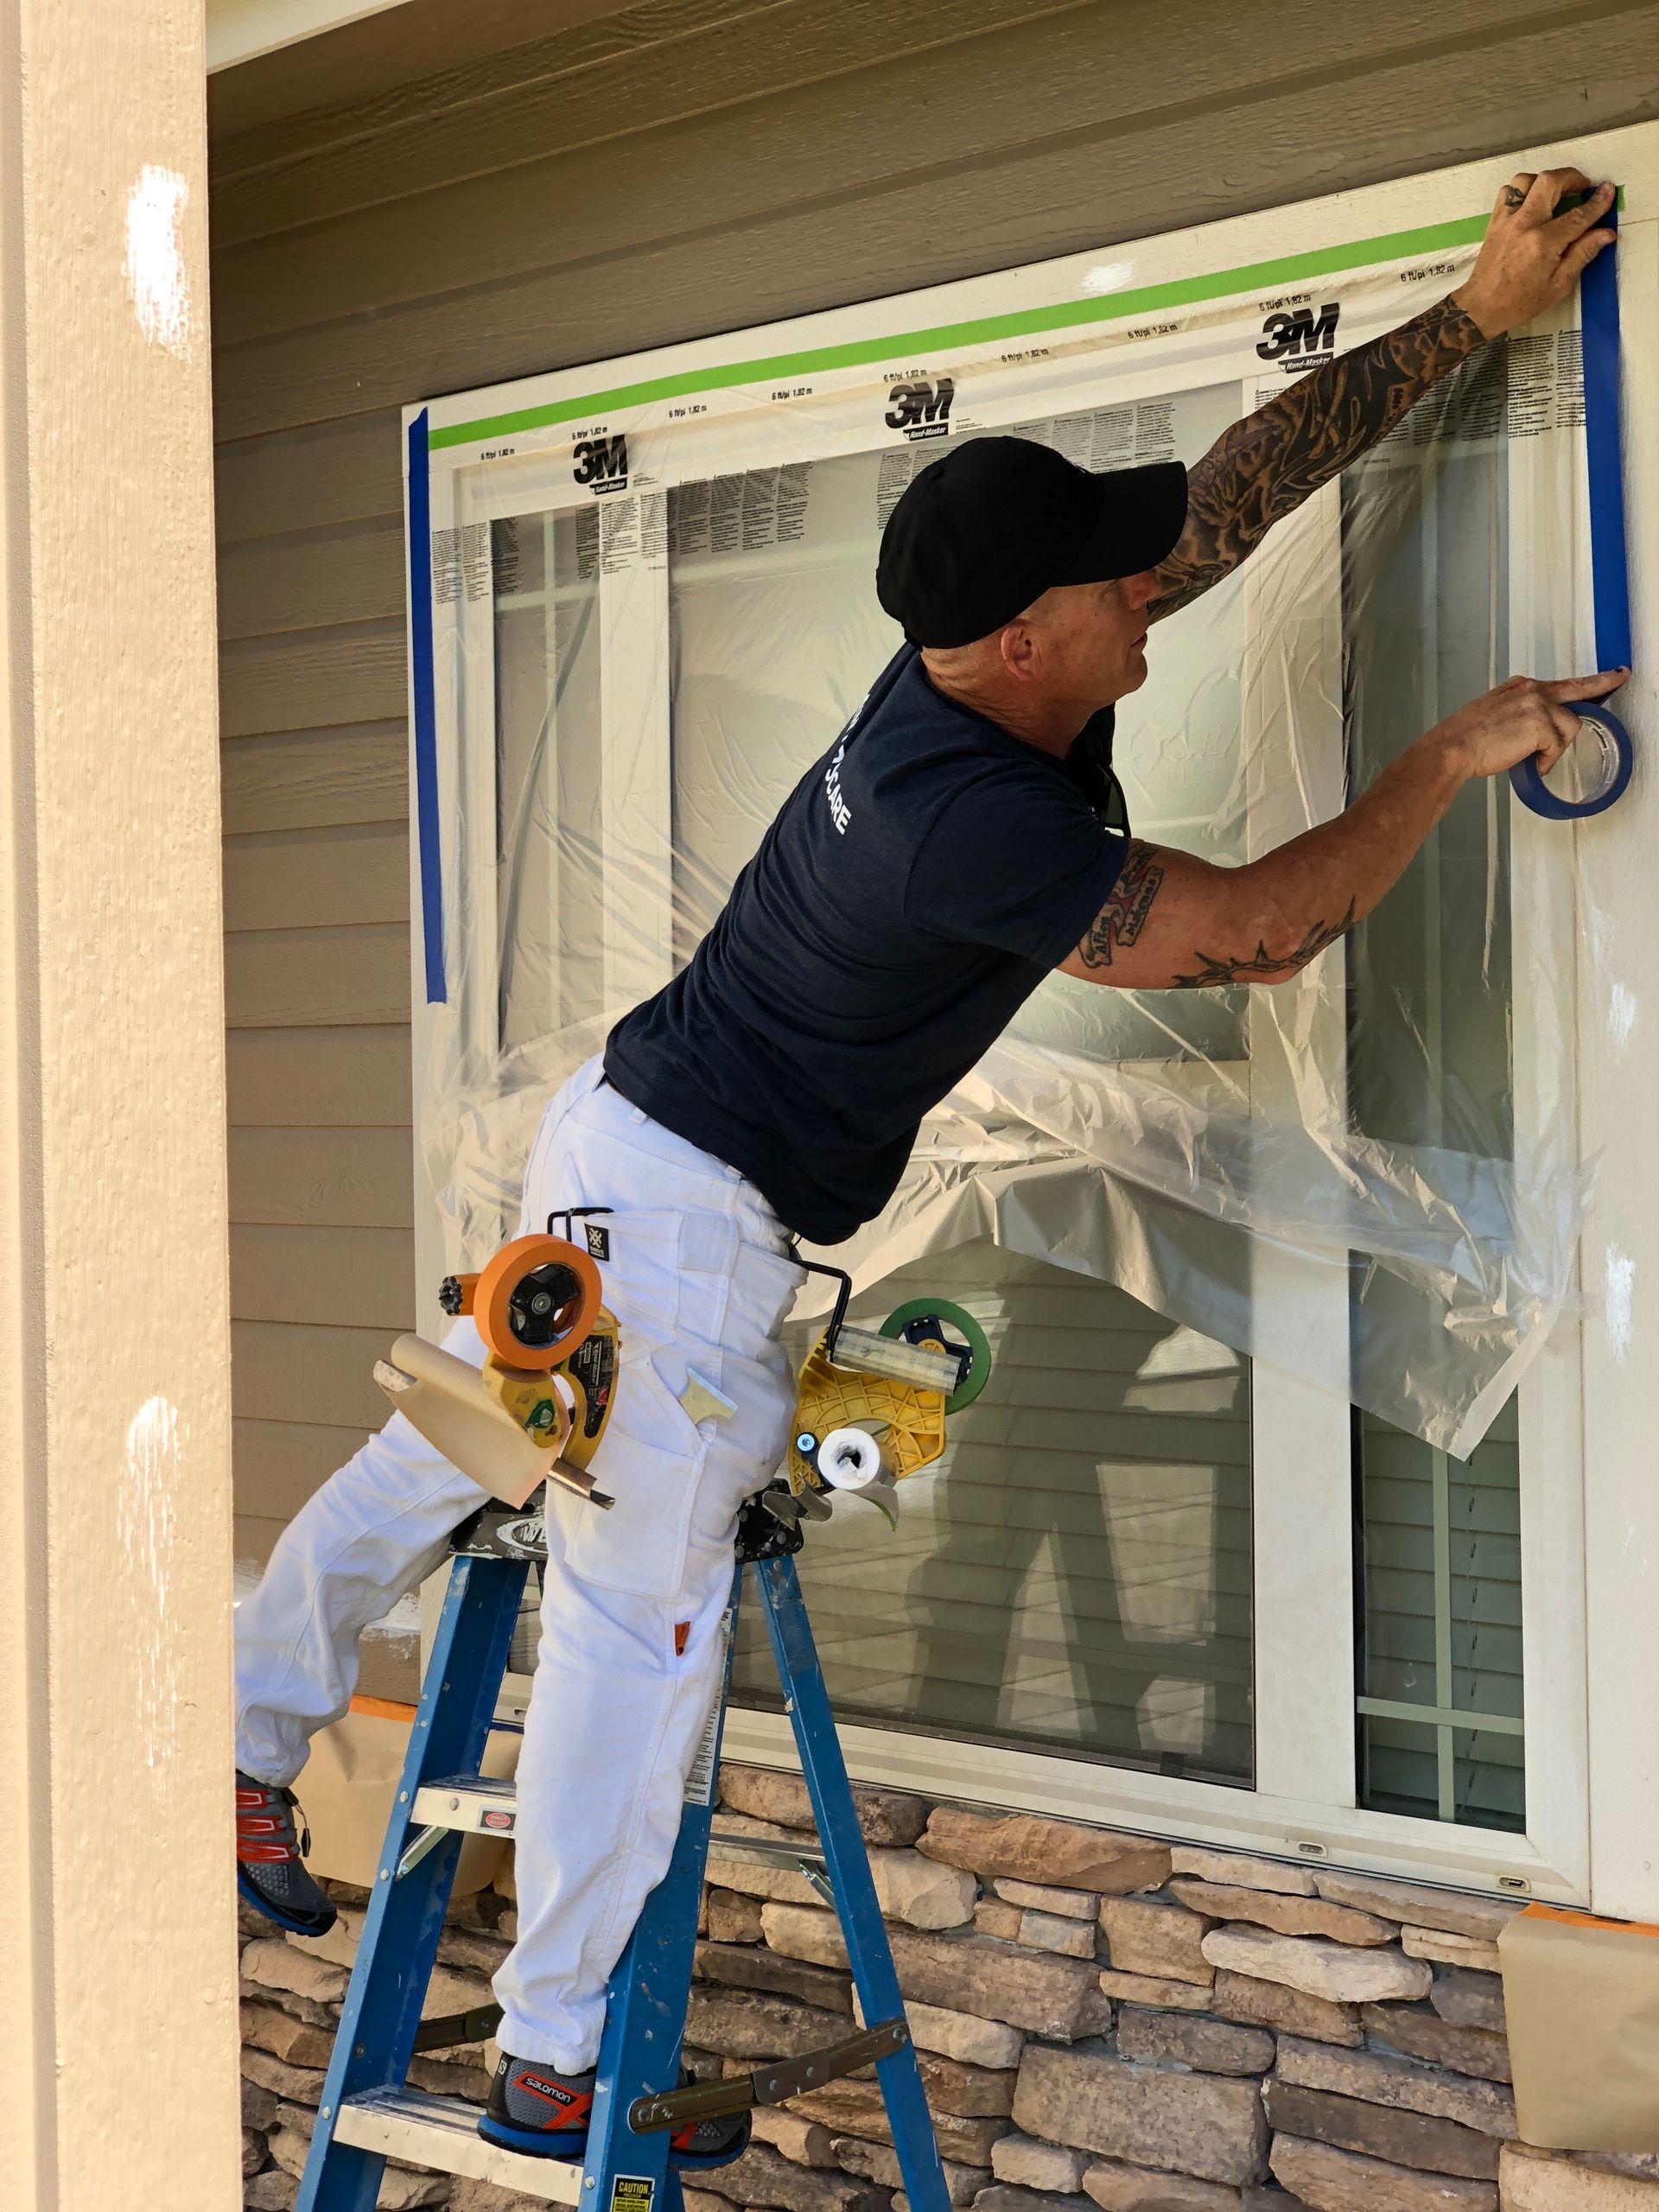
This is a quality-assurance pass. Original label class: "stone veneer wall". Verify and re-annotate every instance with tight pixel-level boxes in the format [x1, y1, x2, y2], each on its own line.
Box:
[239, 1764, 1659, 2211]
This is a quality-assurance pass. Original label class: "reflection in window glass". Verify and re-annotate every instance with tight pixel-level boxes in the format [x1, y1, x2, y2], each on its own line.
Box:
[1344, 345, 1525, 1831]
[729, 1242, 1254, 1784]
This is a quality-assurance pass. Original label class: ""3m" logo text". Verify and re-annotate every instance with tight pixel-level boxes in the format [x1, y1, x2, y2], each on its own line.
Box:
[885, 378, 955, 440]
[1255, 303, 1340, 365]
[573, 434, 629, 492]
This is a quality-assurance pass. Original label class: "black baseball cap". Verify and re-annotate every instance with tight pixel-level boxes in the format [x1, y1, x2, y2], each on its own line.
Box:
[876, 435, 1188, 649]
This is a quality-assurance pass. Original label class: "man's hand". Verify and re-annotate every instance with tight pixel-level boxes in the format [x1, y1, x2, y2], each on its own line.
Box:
[1427, 669, 1629, 781]
[1061, 670, 1630, 994]
[1151, 167, 1616, 626]
[1452, 170, 1616, 340]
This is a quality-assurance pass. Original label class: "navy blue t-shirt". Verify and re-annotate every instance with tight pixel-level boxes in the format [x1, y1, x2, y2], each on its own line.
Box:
[604, 645, 1129, 1244]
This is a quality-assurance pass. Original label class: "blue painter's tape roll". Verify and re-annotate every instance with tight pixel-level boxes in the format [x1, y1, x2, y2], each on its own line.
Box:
[1510, 702, 1634, 821]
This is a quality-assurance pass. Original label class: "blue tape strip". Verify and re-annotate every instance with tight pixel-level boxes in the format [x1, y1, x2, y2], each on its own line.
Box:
[1511, 195, 1634, 822]
[407, 408, 448, 1004]
[1580, 198, 1631, 673]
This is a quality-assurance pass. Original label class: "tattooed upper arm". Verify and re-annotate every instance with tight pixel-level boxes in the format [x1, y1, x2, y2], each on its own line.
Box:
[1071, 839, 1165, 970]
[1149, 295, 1488, 621]
[1061, 841, 1357, 990]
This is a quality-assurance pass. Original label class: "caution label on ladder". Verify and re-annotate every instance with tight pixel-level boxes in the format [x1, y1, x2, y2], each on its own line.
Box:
[609, 2179, 655, 2210]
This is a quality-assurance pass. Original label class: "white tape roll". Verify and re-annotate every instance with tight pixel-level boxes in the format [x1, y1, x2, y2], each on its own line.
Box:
[818, 1426, 889, 1491]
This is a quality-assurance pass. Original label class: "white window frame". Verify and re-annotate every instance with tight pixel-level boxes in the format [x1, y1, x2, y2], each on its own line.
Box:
[405, 119, 1659, 1914]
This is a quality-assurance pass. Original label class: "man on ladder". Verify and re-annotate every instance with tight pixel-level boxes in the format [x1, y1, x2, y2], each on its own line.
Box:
[235, 172, 1618, 2168]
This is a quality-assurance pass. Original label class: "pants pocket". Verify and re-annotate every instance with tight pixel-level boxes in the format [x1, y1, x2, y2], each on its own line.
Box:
[564, 1344, 708, 1601]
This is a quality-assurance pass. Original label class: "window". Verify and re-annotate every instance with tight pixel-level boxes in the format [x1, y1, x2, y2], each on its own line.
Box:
[407, 129, 1659, 1907]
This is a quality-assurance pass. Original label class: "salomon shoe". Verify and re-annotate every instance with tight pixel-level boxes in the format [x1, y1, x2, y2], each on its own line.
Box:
[235, 1769, 338, 1938]
[479, 2053, 749, 2170]
[479, 2054, 596, 2159]
[668, 2105, 751, 2172]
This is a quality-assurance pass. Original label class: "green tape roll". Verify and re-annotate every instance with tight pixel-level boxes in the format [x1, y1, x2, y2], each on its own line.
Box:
[879, 1298, 992, 1415]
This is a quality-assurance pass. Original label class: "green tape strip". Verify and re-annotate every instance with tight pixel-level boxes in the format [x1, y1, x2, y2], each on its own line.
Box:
[429, 210, 1490, 453]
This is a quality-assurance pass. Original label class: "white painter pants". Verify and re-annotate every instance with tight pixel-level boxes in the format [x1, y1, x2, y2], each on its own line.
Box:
[234, 1057, 804, 2069]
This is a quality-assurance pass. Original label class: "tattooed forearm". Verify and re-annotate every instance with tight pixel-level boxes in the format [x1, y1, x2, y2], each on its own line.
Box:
[1166, 904, 1357, 989]
[1074, 838, 1165, 969]
[1150, 296, 1487, 620]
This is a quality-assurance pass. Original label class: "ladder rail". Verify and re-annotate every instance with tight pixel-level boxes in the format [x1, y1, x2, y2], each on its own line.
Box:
[578, 1566, 744, 2212]
[296, 1552, 530, 2212]
[755, 1553, 953, 2212]
[295, 1524, 953, 2212]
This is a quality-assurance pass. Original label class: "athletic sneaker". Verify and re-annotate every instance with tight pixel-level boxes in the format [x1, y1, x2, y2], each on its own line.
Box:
[480, 2051, 749, 2169]
[235, 1768, 339, 1938]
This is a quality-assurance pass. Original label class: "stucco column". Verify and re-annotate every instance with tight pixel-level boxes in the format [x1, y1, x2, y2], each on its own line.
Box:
[0, 2, 240, 2202]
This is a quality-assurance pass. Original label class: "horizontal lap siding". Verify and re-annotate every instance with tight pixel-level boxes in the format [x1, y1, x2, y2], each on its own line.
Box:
[212, 0, 1659, 1617]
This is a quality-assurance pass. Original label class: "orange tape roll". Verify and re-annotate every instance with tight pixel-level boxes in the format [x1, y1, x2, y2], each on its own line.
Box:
[474, 1234, 601, 1372]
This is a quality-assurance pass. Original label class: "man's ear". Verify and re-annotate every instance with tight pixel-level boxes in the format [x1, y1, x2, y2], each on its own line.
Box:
[1000, 620, 1037, 681]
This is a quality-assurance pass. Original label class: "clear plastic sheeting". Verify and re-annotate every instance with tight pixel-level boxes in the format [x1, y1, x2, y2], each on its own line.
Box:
[413, 236, 1599, 1459]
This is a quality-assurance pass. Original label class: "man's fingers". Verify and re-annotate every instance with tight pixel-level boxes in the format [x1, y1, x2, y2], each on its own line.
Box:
[1541, 668, 1630, 703]
[1544, 701, 1586, 753]
[1563, 228, 1617, 280]
[1528, 166, 1592, 219]
[1548, 180, 1615, 238]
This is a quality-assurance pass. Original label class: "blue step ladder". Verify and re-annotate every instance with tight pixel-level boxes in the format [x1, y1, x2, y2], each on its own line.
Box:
[295, 1495, 952, 2212]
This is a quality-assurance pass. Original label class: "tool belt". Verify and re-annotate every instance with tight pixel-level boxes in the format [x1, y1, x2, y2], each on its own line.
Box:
[376, 1219, 993, 1534]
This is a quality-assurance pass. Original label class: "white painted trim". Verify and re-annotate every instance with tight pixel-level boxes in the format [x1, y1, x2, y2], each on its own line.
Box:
[719, 1705, 1566, 1900]
[206, 0, 410, 73]
[1579, 206, 1659, 1922]
[1239, 485, 1356, 1815]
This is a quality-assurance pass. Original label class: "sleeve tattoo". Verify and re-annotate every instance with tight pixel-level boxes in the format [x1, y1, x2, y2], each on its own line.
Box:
[1150, 295, 1488, 620]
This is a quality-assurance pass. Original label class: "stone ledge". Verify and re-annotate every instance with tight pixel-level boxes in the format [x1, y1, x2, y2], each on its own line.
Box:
[719, 1761, 929, 1847]
[1262, 2081, 1499, 2180]
[1099, 1897, 1214, 1985]
[1202, 1925, 1431, 2005]
[1084, 2162, 1243, 2209]
[1013, 2046, 1268, 2187]
[1168, 1882, 1394, 1948]
[1273, 2035, 1516, 2138]
[1211, 1970, 1360, 2048]
[1500, 2145, 1659, 2206]
[919, 1809, 1171, 1895]
[1358, 2003, 1510, 2083]
[1116, 2006, 1274, 2079]
[1269, 2134, 1497, 2211]
[1170, 1848, 1318, 1899]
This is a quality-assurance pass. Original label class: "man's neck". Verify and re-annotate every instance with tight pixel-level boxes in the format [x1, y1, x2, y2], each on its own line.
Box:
[919, 658, 1089, 759]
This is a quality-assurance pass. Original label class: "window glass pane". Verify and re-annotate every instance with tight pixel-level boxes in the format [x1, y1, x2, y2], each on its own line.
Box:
[1344, 346, 1524, 1832]
[729, 1241, 1254, 1783]
[668, 384, 1249, 1061]
[492, 510, 602, 1052]
[667, 396, 1256, 1786]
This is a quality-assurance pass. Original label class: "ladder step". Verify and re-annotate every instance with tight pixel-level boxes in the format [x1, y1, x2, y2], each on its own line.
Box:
[332, 2088, 583, 2204]
[410, 1778, 829, 1869]
[410, 1775, 519, 1837]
